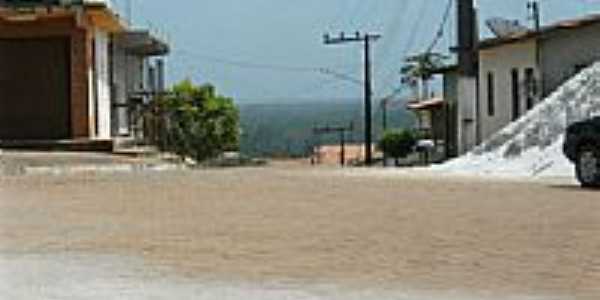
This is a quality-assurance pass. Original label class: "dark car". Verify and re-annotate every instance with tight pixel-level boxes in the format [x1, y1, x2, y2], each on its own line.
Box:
[563, 116, 600, 188]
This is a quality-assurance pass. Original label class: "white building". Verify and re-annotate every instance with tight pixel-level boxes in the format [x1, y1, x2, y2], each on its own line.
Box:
[436, 14, 600, 158]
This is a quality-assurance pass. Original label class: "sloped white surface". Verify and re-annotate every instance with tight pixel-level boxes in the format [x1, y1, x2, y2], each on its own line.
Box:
[435, 63, 600, 177]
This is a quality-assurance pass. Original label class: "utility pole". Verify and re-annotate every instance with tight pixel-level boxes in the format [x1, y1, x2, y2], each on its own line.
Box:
[313, 124, 354, 167]
[527, 0, 541, 32]
[455, 0, 480, 152]
[381, 98, 389, 167]
[528, 0, 542, 97]
[324, 32, 381, 166]
[457, 0, 477, 77]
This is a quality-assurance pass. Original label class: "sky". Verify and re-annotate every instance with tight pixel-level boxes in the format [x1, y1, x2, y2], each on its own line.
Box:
[113, 0, 600, 104]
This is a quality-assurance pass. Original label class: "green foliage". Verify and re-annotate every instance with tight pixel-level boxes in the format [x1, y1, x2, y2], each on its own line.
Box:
[400, 52, 449, 84]
[378, 129, 417, 160]
[158, 80, 240, 162]
[238, 102, 416, 157]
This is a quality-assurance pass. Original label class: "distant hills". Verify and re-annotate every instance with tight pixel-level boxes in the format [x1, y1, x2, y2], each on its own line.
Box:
[238, 100, 416, 157]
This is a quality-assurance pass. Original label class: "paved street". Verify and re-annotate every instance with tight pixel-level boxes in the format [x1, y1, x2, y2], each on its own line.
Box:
[0, 165, 598, 299]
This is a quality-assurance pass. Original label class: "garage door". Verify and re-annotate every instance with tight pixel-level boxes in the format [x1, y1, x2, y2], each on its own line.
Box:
[0, 38, 71, 140]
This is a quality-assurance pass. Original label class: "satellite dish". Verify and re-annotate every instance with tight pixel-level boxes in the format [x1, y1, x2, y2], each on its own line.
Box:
[486, 17, 529, 37]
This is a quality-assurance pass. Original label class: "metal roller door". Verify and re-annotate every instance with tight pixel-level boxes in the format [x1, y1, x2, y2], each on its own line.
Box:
[0, 38, 71, 140]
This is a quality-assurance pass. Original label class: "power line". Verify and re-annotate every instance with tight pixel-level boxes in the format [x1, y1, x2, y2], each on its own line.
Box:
[375, 1, 413, 74]
[319, 68, 363, 85]
[173, 48, 364, 89]
[167, 53, 366, 102]
[379, 0, 430, 95]
[175, 49, 319, 73]
[235, 97, 363, 104]
[426, 0, 454, 54]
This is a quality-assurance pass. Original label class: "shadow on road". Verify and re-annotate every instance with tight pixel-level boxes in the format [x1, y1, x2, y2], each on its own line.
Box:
[547, 184, 600, 192]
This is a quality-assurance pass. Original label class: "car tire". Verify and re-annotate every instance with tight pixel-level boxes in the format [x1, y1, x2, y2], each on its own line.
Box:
[575, 143, 600, 188]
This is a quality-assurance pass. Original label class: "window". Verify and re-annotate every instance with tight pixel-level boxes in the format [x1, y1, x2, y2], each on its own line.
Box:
[525, 68, 535, 111]
[487, 72, 495, 116]
[511, 68, 520, 121]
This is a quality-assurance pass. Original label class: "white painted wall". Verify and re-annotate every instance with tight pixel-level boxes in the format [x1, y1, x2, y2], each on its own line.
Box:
[457, 77, 478, 154]
[94, 29, 112, 139]
[540, 22, 600, 96]
[478, 40, 538, 142]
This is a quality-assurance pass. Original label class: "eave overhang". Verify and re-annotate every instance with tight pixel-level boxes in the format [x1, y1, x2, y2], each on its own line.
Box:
[85, 5, 125, 32]
[116, 30, 170, 56]
[407, 98, 445, 111]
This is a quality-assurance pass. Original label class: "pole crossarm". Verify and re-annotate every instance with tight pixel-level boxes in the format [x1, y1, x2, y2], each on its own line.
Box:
[313, 125, 352, 135]
[323, 32, 381, 45]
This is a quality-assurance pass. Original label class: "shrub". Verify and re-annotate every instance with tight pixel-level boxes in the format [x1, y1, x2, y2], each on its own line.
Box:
[157, 80, 240, 163]
[378, 129, 417, 165]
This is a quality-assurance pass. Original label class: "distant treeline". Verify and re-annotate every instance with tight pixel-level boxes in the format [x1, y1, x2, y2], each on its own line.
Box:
[239, 101, 415, 157]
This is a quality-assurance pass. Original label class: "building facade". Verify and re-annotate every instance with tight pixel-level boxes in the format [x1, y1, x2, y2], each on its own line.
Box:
[478, 39, 539, 141]
[0, 0, 168, 145]
[477, 14, 600, 145]
[430, 14, 600, 159]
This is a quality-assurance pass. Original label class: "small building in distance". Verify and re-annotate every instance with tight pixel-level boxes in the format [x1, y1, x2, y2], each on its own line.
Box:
[311, 144, 379, 166]
[406, 97, 448, 162]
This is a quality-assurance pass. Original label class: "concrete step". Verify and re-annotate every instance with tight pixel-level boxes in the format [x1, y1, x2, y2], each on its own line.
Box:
[0, 139, 114, 152]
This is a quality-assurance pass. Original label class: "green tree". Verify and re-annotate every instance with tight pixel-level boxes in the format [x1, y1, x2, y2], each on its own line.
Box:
[378, 129, 417, 166]
[158, 79, 240, 163]
[400, 52, 448, 100]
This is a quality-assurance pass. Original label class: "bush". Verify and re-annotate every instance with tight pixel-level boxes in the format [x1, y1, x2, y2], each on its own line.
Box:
[378, 129, 417, 165]
[157, 80, 240, 163]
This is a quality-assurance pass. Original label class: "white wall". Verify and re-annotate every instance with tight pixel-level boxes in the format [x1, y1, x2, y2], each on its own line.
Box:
[540, 22, 600, 96]
[478, 40, 538, 142]
[457, 77, 478, 154]
[94, 29, 112, 139]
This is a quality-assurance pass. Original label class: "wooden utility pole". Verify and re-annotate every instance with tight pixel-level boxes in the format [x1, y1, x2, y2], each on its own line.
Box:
[381, 98, 390, 167]
[457, 0, 477, 77]
[527, 0, 541, 32]
[455, 0, 481, 150]
[527, 0, 543, 101]
[323, 32, 381, 166]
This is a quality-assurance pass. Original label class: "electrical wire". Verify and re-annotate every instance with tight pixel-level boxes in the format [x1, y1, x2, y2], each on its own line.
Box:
[425, 0, 454, 54]
[378, 0, 430, 96]
[175, 49, 320, 73]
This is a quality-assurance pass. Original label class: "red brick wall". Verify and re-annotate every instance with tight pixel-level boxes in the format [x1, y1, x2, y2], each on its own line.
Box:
[0, 13, 90, 138]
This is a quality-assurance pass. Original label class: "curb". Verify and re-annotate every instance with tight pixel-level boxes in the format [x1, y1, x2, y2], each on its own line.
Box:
[1, 163, 187, 176]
